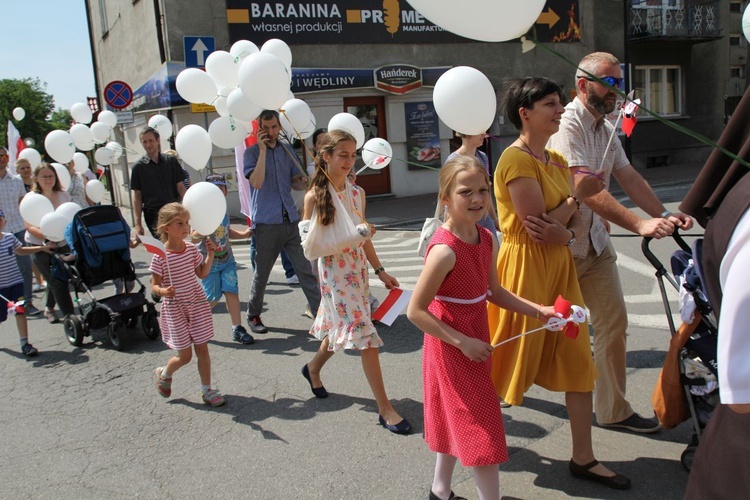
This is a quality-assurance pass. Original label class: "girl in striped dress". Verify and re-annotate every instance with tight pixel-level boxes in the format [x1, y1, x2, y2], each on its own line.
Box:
[150, 202, 225, 407]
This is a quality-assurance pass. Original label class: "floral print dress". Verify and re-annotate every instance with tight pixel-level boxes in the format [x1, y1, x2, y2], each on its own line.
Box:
[310, 181, 381, 351]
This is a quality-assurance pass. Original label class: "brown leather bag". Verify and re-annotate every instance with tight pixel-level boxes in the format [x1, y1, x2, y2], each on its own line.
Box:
[652, 314, 703, 429]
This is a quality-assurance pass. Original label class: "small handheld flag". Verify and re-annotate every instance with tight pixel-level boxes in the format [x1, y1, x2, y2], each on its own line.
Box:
[372, 288, 412, 326]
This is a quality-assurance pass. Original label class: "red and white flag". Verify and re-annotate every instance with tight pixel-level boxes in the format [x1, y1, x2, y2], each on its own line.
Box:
[621, 91, 641, 138]
[372, 288, 412, 326]
[138, 234, 167, 260]
[7, 120, 26, 174]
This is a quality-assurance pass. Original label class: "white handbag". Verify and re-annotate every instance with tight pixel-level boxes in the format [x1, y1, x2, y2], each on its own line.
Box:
[300, 184, 371, 260]
[417, 203, 443, 257]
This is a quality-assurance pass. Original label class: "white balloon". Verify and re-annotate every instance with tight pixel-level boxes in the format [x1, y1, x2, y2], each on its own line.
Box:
[328, 113, 366, 149]
[208, 116, 248, 149]
[148, 115, 173, 138]
[70, 102, 93, 124]
[237, 52, 290, 111]
[40, 212, 69, 242]
[361, 138, 393, 169]
[72, 152, 90, 173]
[69, 123, 95, 151]
[214, 87, 232, 117]
[226, 88, 262, 121]
[44, 130, 76, 164]
[230, 40, 259, 61]
[56, 202, 83, 223]
[433, 66, 497, 136]
[176, 67, 218, 105]
[90, 122, 111, 144]
[18, 148, 42, 169]
[20, 192, 54, 227]
[85, 179, 106, 203]
[279, 99, 313, 139]
[182, 182, 227, 235]
[106, 141, 123, 160]
[51, 163, 72, 191]
[175, 124, 212, 170]
[12, 107, 25, 121]
[744, 4, 750, 43]
[261, 38, 292, 70]
[94, 147, 114, 166]
[206, 50, 239, 88]
[298, 115, 316, 141]
[406, 0, 545, 42]
[97, 110, 118, 128]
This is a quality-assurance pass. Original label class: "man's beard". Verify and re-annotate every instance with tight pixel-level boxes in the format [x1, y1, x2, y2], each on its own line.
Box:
[586, 85, 616, 115]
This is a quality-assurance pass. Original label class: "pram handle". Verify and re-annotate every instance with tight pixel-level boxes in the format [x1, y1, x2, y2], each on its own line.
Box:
[641, 228, 691, 271]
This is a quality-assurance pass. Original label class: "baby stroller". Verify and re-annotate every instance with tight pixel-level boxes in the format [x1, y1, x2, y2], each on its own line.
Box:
[641, 231, 718, 471]
[54, 205, 160, 350]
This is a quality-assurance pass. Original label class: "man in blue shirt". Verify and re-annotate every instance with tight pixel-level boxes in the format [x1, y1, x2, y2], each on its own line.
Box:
[243, 110, 320, 333]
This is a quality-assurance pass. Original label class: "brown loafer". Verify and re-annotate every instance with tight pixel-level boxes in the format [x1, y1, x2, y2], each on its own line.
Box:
[569, 459, 631, 490]
[44, 309, 60, 324]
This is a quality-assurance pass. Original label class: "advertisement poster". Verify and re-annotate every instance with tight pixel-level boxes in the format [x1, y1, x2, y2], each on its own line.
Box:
[404, 102, 441, 171]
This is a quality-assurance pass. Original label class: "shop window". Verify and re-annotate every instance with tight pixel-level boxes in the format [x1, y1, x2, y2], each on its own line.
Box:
[633, 66, 682, 117]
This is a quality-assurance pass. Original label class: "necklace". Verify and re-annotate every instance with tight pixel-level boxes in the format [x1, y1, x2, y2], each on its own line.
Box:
[518, 138, 549, 164]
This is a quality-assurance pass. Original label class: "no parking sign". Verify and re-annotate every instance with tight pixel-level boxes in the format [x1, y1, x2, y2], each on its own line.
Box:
[104, 81, 133, 110]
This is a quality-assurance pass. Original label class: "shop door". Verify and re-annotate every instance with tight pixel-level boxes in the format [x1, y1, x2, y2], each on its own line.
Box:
[344, 96, 390, 195]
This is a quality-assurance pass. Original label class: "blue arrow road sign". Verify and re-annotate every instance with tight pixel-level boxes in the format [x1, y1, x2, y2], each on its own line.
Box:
[184, 36, 215, 68]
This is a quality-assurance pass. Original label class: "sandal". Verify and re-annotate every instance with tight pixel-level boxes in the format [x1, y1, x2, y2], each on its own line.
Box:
[155, 367, 172, 398]
[201, 388, 226, 407]
[44, 309, 59, 324]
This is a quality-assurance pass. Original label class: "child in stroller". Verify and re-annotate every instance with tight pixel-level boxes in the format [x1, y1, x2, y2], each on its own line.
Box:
[56, 204, 159, 350]
[642, 232, 718, 471]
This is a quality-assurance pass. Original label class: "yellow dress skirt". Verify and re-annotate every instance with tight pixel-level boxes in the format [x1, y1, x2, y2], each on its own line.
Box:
[488, 147, 597, 405]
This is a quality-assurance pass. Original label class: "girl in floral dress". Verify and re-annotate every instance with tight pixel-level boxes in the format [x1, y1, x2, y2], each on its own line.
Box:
[407, 156, 557, 500]
[300, 130, 411, 435]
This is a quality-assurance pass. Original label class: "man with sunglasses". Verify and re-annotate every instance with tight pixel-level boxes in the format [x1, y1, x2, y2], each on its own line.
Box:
[542, 52, 693, 434]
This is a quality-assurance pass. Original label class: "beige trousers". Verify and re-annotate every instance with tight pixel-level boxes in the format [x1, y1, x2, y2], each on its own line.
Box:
[574, 242, 634, 424]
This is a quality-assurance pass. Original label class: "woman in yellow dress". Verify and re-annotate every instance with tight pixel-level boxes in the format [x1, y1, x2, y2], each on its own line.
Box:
[489, 77, 629, 489]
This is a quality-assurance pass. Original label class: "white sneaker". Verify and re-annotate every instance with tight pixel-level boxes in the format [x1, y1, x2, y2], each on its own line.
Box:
[286, 275, 299, 285]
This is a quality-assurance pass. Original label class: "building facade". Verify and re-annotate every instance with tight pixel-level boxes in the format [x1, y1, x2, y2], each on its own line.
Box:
[85, 0, 744, 216]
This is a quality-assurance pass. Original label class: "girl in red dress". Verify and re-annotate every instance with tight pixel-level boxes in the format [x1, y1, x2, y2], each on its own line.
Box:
[407, 156, 557, 500]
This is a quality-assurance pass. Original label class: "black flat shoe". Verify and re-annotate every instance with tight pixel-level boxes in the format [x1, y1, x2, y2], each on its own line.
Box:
[378, 414, 412, 435]
[569, 459, 631, 490]
[301, 364, 328, 398]
[428, 490, 467, 500]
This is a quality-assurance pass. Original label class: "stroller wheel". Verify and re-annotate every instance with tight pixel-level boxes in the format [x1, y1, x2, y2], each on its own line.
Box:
[63, 315, 85, 347]
[142, 309, 160, 340]
[108, 320, 125, 351]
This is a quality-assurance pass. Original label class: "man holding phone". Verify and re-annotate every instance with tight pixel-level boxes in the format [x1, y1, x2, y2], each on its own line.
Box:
[243, 110, 320, 334]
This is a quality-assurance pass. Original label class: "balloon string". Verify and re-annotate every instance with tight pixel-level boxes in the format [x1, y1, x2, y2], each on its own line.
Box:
[525, 32, 750, 171]
[279, 109, 317, 170]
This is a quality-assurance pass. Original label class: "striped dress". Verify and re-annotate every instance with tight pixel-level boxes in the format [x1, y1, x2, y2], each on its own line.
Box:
[149, 242, 213, 350]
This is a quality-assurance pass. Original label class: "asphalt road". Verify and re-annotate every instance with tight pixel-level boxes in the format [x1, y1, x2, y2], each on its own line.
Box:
[0, 195, 703, 499]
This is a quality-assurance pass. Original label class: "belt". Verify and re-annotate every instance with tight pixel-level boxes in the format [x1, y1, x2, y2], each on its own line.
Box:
[434, 291, 491, 304]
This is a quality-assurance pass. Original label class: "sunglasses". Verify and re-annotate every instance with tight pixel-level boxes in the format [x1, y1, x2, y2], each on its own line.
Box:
[577, 75, 623, 87]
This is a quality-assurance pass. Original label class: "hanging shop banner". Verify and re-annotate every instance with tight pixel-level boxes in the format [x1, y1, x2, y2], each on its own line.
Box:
[404, 102, 441, 171]
[226, 1, 581, 45]
[291, 66, 450, 95]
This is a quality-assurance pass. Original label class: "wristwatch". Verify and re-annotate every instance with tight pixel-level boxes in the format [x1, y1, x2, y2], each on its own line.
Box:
[566, 229, 577, 246]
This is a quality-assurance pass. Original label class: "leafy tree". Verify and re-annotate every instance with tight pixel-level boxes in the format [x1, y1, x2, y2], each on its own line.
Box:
[0, 78, 56, 151]
[48, 109, 74, 132]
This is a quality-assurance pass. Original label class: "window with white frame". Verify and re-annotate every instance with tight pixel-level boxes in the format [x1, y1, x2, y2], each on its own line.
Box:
[633, 66, 682, 117]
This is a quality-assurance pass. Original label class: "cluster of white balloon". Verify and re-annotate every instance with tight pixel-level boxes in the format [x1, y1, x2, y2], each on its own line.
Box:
[171, 37, 394, 174]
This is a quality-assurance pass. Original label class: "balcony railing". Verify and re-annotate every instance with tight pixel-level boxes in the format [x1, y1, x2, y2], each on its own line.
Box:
[629, 0, 722, 41]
